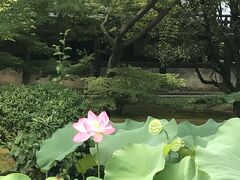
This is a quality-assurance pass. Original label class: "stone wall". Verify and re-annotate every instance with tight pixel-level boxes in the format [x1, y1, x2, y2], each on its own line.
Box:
[0, 68, 236, 91]
[0, 68, 23, 85]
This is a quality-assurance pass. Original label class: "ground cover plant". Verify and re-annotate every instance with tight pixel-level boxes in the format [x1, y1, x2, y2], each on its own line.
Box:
[0, 84, 85, 178]
[3, 111, 239, 180]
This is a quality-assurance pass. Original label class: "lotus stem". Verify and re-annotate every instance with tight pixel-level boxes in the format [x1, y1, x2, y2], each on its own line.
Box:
[163, 130, 170, 143]
[96, 143, 100, 178]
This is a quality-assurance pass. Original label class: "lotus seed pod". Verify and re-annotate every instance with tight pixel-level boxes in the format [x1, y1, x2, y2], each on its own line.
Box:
[148, 119, 163, 135]
[171, 137, 185, 152]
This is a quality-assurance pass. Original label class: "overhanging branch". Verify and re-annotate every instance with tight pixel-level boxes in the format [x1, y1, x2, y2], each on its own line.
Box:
[195, 67, 232, 93]
[125, 0, 178, 46]
[120, 0, 158, 37]
[101, 14, 114, 46]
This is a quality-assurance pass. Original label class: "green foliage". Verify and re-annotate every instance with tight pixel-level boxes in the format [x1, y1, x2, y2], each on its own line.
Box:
[52, 29, 73, 82]
[104, 143, 165, 180]
[189, 95, 226, 105]
[30, 41, 53, 59]
[0, 0, 35, 40]
[0, 173, 31, 180]
[76, 154, 97, 174]
[36, 124, 82, 172]
[154, 156, 210, 180]
[0, 84, 84, 178]
[0, 51, 23, 70]
[90, 117, 178, 165]
[23, 59, 57, 76]
[52, 30, 94, 82]
[226, 92, 240, 103]
[84, 66, 185, 114]
[195, 118, 240, 180]
[64, 50, 94, 77]
[90, 117, 237, 179]
[37, 115, 240, 179]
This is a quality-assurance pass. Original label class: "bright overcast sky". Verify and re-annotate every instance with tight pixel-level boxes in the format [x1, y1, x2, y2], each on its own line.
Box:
[221, 2, 231, 15]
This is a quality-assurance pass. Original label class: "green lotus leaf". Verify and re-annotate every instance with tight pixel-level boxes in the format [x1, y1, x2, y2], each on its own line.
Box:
[178, 119, 223, 138]
[104, 143, 165, 180]
[178, 119, 223, 148]
[45, 177, 63, 180]
[91, 117, 178, 165]
[0, 173, 31, 180]
[76, 154, 97, 174]
[36, 123, 83, 171]
[86, 177, 102, 180]
[154, 156, 210, 180]
[195, 118, 240, 180]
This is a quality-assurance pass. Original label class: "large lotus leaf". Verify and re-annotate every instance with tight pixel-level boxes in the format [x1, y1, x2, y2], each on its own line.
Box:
[195, 118, 240, 180]
[0, 173, 31, 180]
[104, 143, 165, 180]
[178, 119, 223, 148]
[91, 117, 178, 165]
[36, 123, 83, 171]
[76, 154, 97, 174]
[178, 119, 223, 138]
[115, 118, 145, 130]
[154, 156, 210, 180]
[45, 178, 63, 180]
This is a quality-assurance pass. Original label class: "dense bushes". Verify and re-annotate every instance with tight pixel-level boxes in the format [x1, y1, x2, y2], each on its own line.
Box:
[0, 51, 23, 71]
[0, 84, 84, 177]
[83, 66, 185, 114]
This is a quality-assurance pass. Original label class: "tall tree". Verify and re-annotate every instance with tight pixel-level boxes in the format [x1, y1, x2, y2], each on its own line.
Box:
[100, 0, 180, 69]
[146, 0, 240, 93]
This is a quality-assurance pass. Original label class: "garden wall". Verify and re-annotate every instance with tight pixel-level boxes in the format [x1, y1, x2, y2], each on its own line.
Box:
[0, 68, 236, 91]
[166, 68, 236, 90]
[0, 68, 23, 85]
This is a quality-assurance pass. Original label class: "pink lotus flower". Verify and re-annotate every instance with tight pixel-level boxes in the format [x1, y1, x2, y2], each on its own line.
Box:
[73, 110, 116, 143]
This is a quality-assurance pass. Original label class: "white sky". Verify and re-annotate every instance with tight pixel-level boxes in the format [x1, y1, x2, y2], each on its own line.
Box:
[221, 2, 231, 15]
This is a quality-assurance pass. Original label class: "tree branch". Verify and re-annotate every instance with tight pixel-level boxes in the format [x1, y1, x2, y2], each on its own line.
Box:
[195, 67, 217, 85]
[101, 14, 114, 46]
[125, 0, 178, 46]
[119, 0, 158, 37]
[195, 67, 232, 93]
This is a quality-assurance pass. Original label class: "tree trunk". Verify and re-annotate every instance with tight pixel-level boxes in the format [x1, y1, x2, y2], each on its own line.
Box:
[22, 43, 31, 84]
[235, 64, 240, 91]
[93, 36, 101, 77]
[107, 37, 125, 70]
[233, 64, 240, 117]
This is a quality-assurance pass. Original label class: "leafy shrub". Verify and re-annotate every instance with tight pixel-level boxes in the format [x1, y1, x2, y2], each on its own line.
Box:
[52, 29, 94, 83]
[30, 41, 53, 59]
[189, 95, 226, 105]
[64, 51, 94, 77]
[23, 59, 57, 76]
[0, 51, 23, 71]
[0, 84, 85, 178]
[83, 66, 185, 114]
